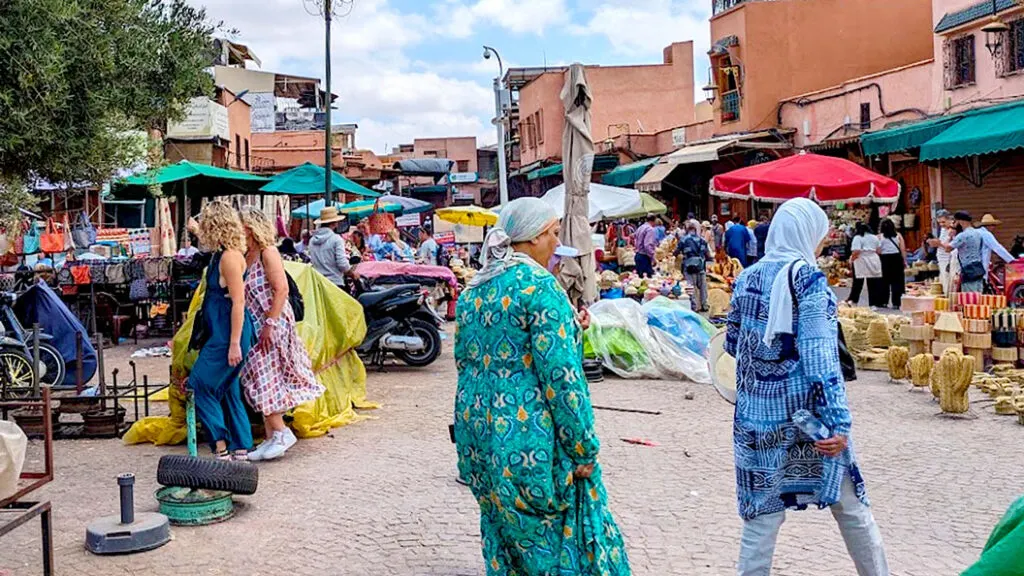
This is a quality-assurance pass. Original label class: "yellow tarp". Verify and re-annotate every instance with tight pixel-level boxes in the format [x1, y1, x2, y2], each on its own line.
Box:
[124, 261, 377, 445]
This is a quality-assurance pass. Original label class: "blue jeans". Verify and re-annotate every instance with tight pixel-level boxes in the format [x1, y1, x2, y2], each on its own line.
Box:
[635, 253, 655, 277]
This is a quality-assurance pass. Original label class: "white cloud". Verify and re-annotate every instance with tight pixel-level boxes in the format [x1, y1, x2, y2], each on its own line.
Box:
[189, 0, 496, 153]
[571, 0, 711, 98]
[441, 0, 570, 37]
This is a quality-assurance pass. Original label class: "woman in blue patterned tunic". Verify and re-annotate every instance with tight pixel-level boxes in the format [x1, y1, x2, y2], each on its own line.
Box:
[725, 198, 888, 576]
[454, 198, 630, 576]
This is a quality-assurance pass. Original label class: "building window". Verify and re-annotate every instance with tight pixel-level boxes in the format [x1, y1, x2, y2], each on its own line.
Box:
[235, 135, 241, 167]
[244, 138, 250, 171]
[456, 160, 469, 172]
[721, 90, 740, 123]
[423, 150, 438, 158]
[1008, 19, 1024, 74]
[859, 103, 871, 130]
[944, 35, 976, 89]
[537, 110, 544, 144]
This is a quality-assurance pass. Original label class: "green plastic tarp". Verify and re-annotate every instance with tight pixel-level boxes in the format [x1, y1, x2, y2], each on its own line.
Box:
[613, 193, 668, 219]
[111, 160, 270, 199]
[961, 494, 1024, 576]
[920, 101, 1024, 161]
[260, 162, 379, 197]
[601, 157, 661, 187]
[861, 116, 962, 156]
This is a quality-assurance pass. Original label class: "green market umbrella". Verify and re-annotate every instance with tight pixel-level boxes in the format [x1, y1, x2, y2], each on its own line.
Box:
[260, 162, 380, 198]
[338, 199, 402, 220]
[111, 160, 270, 199]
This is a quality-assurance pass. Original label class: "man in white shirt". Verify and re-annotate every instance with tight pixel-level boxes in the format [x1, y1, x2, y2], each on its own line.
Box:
[976, 213, 1015, 273]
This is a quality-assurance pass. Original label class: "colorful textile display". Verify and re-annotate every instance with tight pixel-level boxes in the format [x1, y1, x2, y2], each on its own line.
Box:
[125, 262, 377, 445]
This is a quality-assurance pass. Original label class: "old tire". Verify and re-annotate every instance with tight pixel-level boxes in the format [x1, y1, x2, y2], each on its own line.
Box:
[157, 455, 258, 495]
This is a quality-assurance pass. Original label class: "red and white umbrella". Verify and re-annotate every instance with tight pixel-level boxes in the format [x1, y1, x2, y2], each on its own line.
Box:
[711, 151, 899, 205]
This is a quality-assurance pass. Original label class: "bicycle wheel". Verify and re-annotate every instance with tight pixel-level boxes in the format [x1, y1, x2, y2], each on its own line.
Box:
[0, 350, 35, 398]
[36, 343, 66, 388]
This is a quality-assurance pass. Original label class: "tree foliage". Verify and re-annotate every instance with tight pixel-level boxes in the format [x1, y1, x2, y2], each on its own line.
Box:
[0, 0, 225, 222]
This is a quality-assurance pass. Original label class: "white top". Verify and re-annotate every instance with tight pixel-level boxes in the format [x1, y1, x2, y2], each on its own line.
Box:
[851, 234, 882, 278]
[878, 234, 902, 255]
[937, 228, 954, 264]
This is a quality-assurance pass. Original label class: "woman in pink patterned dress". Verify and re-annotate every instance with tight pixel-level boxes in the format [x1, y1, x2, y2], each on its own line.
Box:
[238, 208, 324, 461]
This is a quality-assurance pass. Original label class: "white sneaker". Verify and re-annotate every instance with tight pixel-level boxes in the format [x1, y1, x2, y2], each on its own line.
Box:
[246, 438, 274, 462]
[260, 431, 289, 461]
[281, 428, 297, 450]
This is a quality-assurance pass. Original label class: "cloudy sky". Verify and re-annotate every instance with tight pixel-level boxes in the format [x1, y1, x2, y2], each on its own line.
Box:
[190, 0, 712, 154]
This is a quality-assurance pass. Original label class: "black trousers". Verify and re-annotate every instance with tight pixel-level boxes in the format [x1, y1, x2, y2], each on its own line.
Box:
[880, 253, 906, 308]
[849, 273, 887, 307]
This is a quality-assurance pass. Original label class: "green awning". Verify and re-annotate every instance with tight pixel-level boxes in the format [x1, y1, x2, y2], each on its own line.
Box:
[601, 157, 661, 187]
[112, 160, 270, 199]
[861, 116, 962, 156]
[408, 185, 448, 195]
[614, 193, 668, 220]
[920, 100, 1024, 162]
[260, 162, 379, 197]
[528, 163, 563, 181]
[593, 154, 620, 172]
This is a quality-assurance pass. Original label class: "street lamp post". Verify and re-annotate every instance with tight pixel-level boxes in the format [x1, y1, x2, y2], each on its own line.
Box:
[324, 0, 333, 204]
[483, 45, 509, 206]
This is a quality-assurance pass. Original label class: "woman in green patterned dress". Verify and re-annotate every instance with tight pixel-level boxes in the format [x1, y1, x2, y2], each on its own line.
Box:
[454, 197, 630, 576]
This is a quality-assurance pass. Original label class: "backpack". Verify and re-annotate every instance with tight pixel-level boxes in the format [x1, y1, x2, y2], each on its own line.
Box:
[680, 236, 705, 274]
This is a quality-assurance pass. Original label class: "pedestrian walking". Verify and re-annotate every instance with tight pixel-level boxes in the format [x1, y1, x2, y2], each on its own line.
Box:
[189, 201, 255, 461]
[308, 207, 353, 287]
[975, 213, 1016, 280]
[711, 214, 725, 250]
[453, 198, 630, 576]
[877, 219, 907, 308]
[847, 223, 885, 307]
[701, 220, 716, 253]
[632, 213, 659, 277]
[746, 220, 759, 266]
[724, 216, 750, 266]
[754, 215, 770, 259]
[726, 198, 889, 576]
[675, 220, 711, 312]
[237, 208, 324, 462]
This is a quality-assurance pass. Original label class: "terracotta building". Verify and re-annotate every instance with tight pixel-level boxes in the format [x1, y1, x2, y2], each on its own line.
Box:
[512, 42, 697, 168]
[164, 87, 253, 170]
[707, 0, 934, 133]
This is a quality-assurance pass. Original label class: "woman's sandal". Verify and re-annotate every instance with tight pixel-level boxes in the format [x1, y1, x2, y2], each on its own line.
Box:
[232, 450, 249, 462]
[215, 450, 232, 461]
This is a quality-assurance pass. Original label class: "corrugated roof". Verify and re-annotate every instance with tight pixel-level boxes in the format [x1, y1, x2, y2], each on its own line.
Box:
[935, 0, 1015, 33]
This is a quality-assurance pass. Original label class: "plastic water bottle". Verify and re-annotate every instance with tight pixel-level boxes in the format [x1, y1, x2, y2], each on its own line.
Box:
[792, 409, 830, 441]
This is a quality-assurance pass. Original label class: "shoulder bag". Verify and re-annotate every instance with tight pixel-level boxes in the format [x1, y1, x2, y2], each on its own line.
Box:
[788, 264, 857, 381]
[39, 218, 64, 254]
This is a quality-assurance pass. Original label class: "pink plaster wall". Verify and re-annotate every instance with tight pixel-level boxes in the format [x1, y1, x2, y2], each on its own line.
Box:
[932, 1, 1024, 114]
[518, 42, 696, 165]
[251, 130, 343, 171]
[780, 60, 935, 148]
[413, 137, 478, 172]
[710, 0, 934, 134]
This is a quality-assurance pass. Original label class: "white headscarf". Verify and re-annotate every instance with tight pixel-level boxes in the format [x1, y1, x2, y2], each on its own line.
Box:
[468, 197, 558, 288]
[760, 198, 830, 346]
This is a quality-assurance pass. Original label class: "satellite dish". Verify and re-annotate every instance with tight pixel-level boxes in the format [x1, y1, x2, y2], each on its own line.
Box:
[708, 331, 737, 405]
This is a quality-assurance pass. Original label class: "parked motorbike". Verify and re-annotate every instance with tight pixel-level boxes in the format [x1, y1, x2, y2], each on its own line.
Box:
[0, 292, 66, 397]
[348, 279, 442, 369]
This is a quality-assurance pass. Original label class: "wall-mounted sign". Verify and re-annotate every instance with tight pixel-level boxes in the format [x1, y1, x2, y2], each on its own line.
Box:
[395, 214, 421, 227]
[168, 97, 230, 141]
[449, 172, 478, 184]
[244, 92, 276, 133]
[672, 127, 686, 147]
[434, 231, 456, 245]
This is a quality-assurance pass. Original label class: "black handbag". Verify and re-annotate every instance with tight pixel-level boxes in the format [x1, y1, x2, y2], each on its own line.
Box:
[788, 264, 857, 382]
[285, 271, 305, 322]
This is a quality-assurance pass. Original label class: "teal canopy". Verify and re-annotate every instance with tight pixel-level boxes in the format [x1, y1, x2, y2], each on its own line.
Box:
[528, 163, 563, 181]
[601, 157, 661, 187]
[861, 116, 961, 157]
[919, 100, 1024, 162]
[261, 162, 379, 198]
[338, 199, 403, 220]
[111, 160, 270, 199]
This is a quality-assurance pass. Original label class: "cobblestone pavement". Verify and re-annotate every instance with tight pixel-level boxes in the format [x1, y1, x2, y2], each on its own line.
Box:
[2, 336, 1022, 576]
